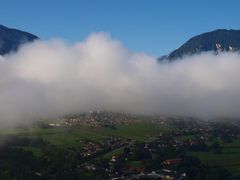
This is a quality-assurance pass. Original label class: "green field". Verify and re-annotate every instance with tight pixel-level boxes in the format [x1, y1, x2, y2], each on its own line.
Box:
[15, 146, 43, 157]
[101, 122, 170, 141]
[190, 139, 240, 176]
[0, 127, 106, 148]
[0, 122, 170, 148]
[99, 146, 126, 159]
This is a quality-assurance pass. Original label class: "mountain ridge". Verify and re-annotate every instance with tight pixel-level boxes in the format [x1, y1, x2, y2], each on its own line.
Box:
[160, 29, 240, 61]
[0, 24, 38, 55]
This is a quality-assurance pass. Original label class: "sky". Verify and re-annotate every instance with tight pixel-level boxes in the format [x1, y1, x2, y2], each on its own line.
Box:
[0, 0, 240, 56]
[1, 0, 240, 124]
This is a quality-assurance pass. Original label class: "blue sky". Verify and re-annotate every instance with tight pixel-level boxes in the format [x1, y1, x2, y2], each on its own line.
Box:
[0, 0, 239, 56]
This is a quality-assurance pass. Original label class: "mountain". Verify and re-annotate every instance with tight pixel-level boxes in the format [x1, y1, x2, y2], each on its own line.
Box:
[0, 24, 38, 55]
[161, 29, 240, 61]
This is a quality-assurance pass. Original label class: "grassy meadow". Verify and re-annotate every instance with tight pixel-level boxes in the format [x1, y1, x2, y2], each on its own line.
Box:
[190, 139, 240, 176]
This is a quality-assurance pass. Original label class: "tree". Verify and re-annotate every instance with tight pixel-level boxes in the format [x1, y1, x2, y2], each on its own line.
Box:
[210, 141, 221, 154]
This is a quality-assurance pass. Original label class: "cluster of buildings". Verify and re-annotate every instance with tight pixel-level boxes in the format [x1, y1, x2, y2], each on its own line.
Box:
[81, 136, 129, 158]
[46, 111, 140, 128]
[79, 119, 240, 179]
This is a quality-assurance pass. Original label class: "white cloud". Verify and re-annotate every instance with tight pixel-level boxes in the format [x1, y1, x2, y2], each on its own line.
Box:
[0, 33, 240, 125]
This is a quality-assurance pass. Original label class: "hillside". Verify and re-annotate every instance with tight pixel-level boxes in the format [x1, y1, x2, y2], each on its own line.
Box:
[161, 29, 240, 61]
[0, 24, 38, 55]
